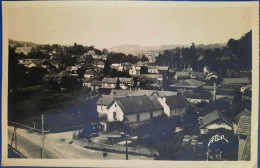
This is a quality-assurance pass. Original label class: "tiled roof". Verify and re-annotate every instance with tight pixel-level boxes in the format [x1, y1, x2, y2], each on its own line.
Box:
[236, 116, 251, 136]
[200, 110, 233, 129]
[165, 94, 190, 108]
[234, 109, 251, 124]
[170, 79, 205, 88]
[180, 90, 212, 100]
[132, 74, 163, 79]
[102, 77, 118, 84]
[96, 95, 114, 106]
[109, 89, 177, 98]
[114, 95, 163, 114]
[222, 78, 251, 84]
[241, 135, 251, 161]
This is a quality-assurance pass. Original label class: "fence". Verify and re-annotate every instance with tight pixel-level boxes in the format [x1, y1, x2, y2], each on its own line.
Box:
[74, 138, 158, 157]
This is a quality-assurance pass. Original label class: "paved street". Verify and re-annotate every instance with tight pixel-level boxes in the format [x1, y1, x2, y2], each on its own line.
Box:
[8, 126, 153, 160]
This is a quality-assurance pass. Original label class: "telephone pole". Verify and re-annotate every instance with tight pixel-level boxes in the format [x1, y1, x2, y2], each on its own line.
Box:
[126, 138, 128, 160]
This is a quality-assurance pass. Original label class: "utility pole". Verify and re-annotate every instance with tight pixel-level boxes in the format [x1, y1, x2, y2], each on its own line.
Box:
[41, 114, 44, 159]
[126, 138, 128, 160]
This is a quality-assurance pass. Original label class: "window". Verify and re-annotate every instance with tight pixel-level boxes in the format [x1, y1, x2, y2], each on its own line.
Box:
[113, 112, 117, 121]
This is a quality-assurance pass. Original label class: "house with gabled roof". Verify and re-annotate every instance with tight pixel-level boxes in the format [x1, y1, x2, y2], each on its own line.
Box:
[91, 80, 102, 91]
[82, 78, 93, 87]
[200, 110, 233, 134]
[106, 95, 164, 123]
[118, 78, 134, 88]
[179, 90, 212, 104]
[102, 77, 119, 89]
[96, 95, 114, 117]
[157, 94, 190, 117]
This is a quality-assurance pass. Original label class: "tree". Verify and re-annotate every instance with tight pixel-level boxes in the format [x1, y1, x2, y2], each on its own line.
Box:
[61, 55, 76, 66]
[60, 76, 82, 91]
[8, 47, 27, 91]
[141, 55, 149, 62]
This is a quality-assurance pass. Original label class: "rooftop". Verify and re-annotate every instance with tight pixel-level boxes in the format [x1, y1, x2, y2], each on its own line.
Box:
[96, 95, 114, 106]
[118, 78, 134, 83]
[175, 71, 190, 77]
[200, 110, 233, 129]
[222, 78, 251, 84]
[102, 77, 118, 84]
[109, 89, 177, 98]
[236, 116, 251, 136]
[113, 95, 163, 114]
[165, 94, 190, 108]
[170, 79, 205, 88]
[234, 109, 251, 124]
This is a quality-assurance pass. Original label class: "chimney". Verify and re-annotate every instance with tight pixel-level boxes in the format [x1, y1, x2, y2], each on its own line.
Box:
[129, 86, 132, 97]
[162, 96, 166, 104]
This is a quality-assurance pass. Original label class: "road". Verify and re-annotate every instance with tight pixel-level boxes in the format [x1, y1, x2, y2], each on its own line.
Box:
[8, 126, 153, 160]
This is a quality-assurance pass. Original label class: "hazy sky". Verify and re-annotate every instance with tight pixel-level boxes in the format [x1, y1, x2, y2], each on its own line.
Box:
[7, 2, 252, 49]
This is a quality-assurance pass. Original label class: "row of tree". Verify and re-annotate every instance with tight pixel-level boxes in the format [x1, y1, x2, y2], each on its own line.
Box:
[155, 31, 252, 72]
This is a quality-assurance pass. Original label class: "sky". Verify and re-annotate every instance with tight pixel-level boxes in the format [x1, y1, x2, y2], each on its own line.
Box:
[6, 2, 252, 49]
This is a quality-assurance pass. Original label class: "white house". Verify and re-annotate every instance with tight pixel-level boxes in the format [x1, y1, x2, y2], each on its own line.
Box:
[102, 77, 119, 89]
[119, 78, 134, 89]
[157, 94, 190, 117]
[129, 66, 141, 75]
[200, 110, 233, 134]
[105, 95, 164, 123]
[84, 70, 94, 79]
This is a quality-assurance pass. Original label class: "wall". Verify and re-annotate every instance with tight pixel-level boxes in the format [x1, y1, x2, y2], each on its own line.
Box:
[102, 83, 116, 88]
[140, 112, 151, 121]
[170, 107, 186, 117]
[158, 97, 170, 117]
[152, 110, 163, 117]
[125, 113, 138, 123]
[97, 105, 108, 116]
[107, 101, 124, 121]
[205, 121, 232, 130]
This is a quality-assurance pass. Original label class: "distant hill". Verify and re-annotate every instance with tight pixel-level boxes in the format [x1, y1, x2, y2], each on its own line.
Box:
[108, 44, 187, 56]
[196, 43, 226, 50]
[108, 43, 225, 62]
[9, 39, 37, 47]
